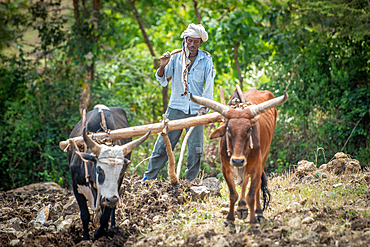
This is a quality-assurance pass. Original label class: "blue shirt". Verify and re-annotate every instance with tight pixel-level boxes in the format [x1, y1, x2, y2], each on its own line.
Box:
[155, 50, 216, 115]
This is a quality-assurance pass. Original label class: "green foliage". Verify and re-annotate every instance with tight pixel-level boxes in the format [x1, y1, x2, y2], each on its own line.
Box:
[261, 0, 370, 173]
[0, 0, 30, 51]
[1, 0, 369, 191]
[0, 49, 79, 190]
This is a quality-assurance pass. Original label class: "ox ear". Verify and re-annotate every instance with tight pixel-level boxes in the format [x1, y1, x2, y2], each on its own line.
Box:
[250, 115, 260, 126]
[75, 151, 96, 163]
[210, 124, 227, 139]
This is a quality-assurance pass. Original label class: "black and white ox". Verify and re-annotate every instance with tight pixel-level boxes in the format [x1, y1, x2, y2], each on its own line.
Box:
[67, 104, 150, 240]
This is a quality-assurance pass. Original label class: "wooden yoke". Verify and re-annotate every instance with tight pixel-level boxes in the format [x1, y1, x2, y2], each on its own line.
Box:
[59, 112, 224, 151]
[160, 114, 179, 185]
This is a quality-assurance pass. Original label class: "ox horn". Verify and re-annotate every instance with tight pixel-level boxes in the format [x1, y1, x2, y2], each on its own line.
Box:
[83, 128, 102, 156]
[248, 91, 289, 116]
[121, 130, 151, 155]
[190, 94, 229, 116]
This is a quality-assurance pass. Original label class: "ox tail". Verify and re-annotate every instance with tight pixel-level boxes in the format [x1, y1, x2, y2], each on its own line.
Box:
[261, 171, 271, 211]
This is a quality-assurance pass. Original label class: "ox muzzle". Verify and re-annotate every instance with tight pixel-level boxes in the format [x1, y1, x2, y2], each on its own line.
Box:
[101, 195, 119, 207]
[231, 157, 246, 167]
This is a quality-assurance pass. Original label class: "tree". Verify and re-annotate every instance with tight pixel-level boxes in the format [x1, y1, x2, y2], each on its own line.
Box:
[71, 0, 102, 114]
[260, 0, 370, 171]
[206, 1, 269, 90]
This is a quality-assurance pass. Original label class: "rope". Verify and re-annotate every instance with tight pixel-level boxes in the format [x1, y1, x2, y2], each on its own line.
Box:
[133, 156, 152, 175]
[176, 127, 195, 179]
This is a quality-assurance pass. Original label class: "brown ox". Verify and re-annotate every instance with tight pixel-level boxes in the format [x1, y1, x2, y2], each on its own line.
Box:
[190, 88, 288, 227]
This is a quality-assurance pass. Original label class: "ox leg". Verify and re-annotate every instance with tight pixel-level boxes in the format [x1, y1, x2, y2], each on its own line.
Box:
[237, 174, 249, 220]
[255, 171, 269, 223]
[93, 206, 112, 240]
[247, 167, 262, 227]
[222, 162, 238, 225]
[72, 184, 90, 241]
[110, 207, 116, 228]
[255, 185, 264, 224]
[255, 154, 270, 223]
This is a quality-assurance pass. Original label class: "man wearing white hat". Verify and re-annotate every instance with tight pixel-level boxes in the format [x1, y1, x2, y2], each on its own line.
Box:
[143, 24, 216, 182]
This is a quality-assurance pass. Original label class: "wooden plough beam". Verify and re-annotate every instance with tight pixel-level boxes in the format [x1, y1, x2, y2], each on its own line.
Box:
[59, 112, 224, 152]
[160, 115, 179, 185]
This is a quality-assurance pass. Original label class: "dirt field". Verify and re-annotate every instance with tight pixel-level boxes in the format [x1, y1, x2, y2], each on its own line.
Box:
[1, 168, 370, 247]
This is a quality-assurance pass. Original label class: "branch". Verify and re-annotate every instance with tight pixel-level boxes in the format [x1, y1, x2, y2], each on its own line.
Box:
[131, 0, 160, 68]
[165, 0, 187, 27]
[192, 0, 201, 24]
[217, 6, 232, 21]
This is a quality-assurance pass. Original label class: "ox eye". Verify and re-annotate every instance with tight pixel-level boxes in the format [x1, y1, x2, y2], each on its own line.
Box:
[97, 166, 105, 185]
[246, 127, 252, 134]
[97, 167, 103, 175]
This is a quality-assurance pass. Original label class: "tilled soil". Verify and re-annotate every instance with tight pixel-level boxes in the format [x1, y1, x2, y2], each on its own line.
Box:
[1, 174, 370, 247]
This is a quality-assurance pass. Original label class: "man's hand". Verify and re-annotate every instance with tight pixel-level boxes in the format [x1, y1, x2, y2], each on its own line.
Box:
[198, 107, 207, 115]
[160, 51, 171, 67]
[157, 51, 171, 77]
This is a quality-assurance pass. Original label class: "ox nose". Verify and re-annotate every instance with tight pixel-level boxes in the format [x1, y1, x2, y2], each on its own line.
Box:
[232, 159, 245, 167]
[105, 196, 118, 206]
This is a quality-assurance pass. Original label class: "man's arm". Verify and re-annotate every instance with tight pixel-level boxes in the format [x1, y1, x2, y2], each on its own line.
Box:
[155, 51, 174, 86]
[157, 51, 171, 77]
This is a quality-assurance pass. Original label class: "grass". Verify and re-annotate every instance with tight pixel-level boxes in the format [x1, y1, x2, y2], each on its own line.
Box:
[133, 168, 370, 245]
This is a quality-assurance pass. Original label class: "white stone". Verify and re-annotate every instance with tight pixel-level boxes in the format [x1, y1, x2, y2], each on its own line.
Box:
[153, 215, 160, 222]
[288, 217, 302, 229]
[302, 217, 315, 224]
[35, 204, 51, 224]
[287, 202, 302, 212]
[7, 217, 22, 231]
[190, 186, 210, 199]
[333, 183, 343, 188]
[214, 236, 230, 247]
[56, 218, 72, 232]
[10, 239, 20, 246]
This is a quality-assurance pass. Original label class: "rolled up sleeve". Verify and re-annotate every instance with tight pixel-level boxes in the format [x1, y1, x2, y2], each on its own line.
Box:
[155, 56, 175, 87]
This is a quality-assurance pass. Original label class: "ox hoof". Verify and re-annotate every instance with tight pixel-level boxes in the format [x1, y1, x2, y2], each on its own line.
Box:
[93, 228, 107, 241]
[257, 215, 265, 224]
[236, 208, 249, 220]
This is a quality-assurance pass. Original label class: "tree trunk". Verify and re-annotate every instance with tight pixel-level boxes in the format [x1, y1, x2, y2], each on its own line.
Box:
[233, 42, 243, 90]
[73, 0, 101, 115]
[192, 0, 201, 24]
[131, 0, 168, 113]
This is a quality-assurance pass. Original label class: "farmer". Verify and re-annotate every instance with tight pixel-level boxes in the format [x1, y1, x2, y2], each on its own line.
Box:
[142, 23, 216, 182]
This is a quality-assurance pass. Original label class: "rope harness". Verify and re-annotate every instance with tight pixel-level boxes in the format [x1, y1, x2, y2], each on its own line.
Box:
[81, 109, 114, 184]
[225, 97, 254, 158]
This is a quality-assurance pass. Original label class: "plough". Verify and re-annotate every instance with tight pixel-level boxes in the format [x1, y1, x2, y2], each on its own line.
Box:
[59, 86, 249, 185]
[59, 112, 224, 152]
[59, 99, 225, 185]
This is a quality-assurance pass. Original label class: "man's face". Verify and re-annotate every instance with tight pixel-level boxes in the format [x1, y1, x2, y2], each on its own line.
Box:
[186, 37, 202, 54]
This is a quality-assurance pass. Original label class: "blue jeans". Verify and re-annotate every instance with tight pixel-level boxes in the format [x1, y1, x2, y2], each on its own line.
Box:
[144, 107, 204, 181]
